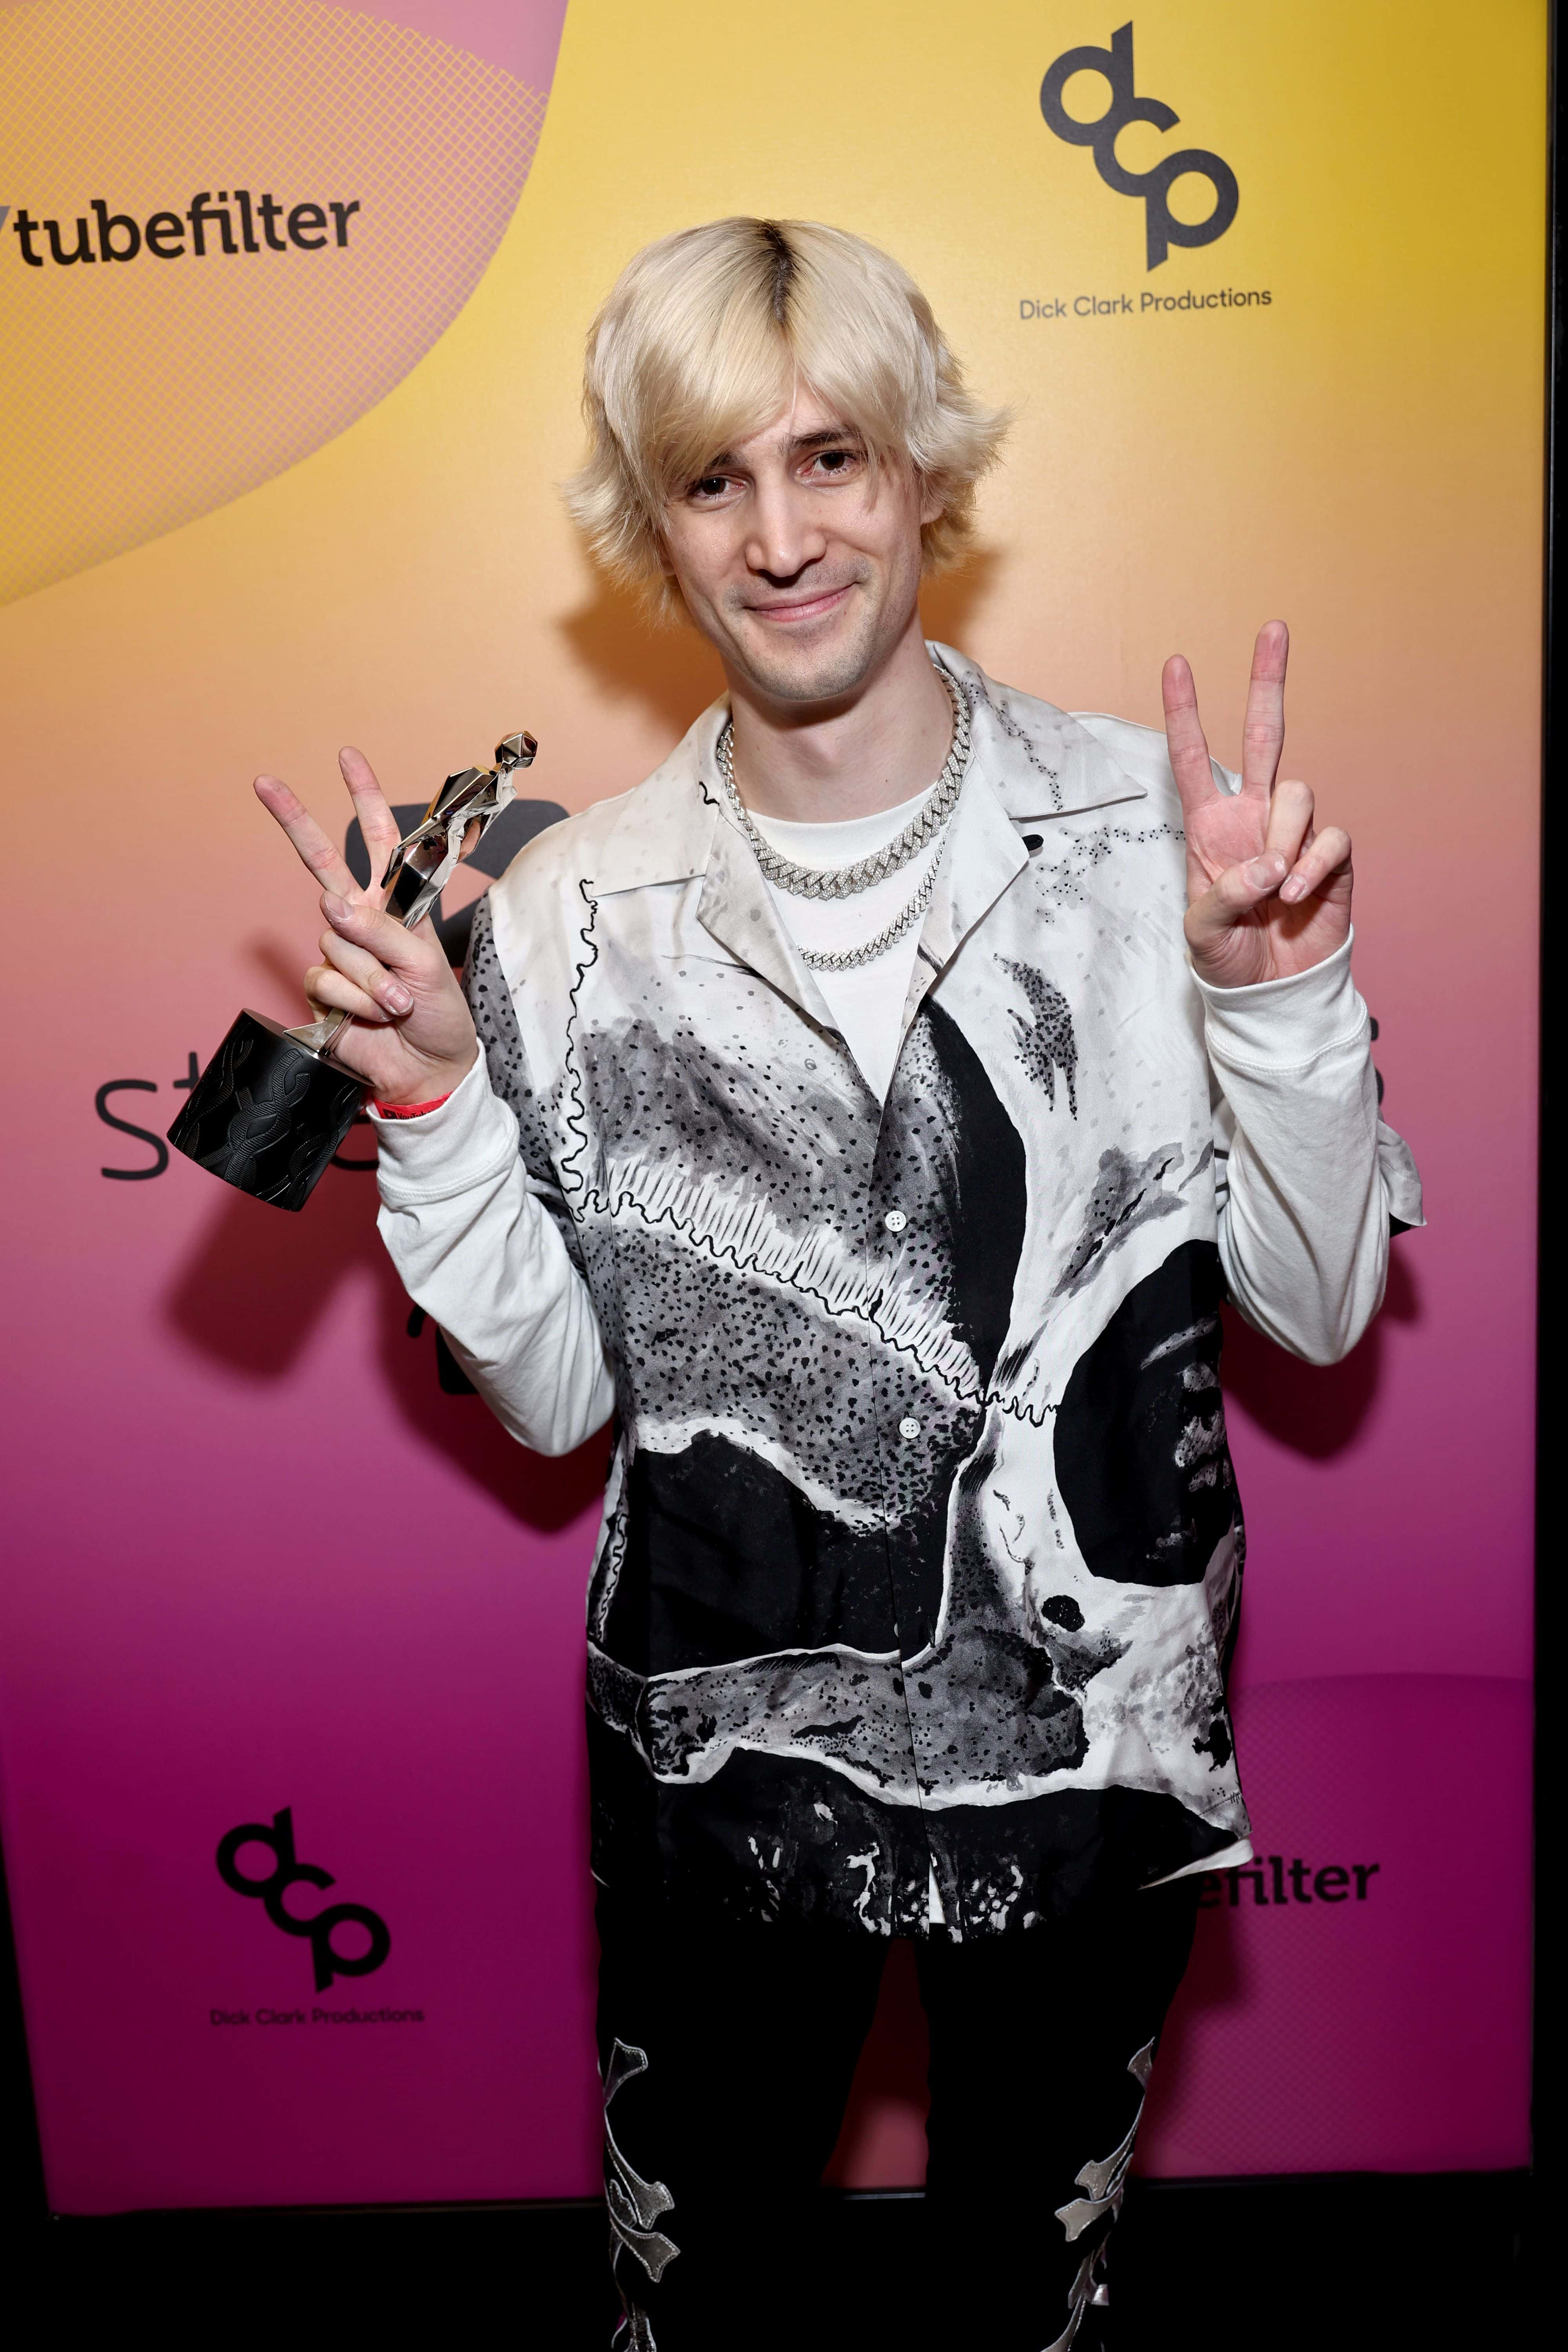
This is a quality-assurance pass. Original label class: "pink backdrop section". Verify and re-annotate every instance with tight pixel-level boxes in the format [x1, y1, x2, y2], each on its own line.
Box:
[372, 0, 567, 82]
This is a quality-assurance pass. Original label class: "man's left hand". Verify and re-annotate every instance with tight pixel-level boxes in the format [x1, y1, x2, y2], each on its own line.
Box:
[1162, 620, 1352, 990]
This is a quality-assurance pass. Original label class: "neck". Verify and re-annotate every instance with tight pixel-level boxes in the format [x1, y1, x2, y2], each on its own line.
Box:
[722, 611, 955, 823]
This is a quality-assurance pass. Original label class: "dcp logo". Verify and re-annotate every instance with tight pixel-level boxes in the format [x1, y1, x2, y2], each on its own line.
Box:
[216, 1807, 391, 1993]
[1040, 22, 1238, 270]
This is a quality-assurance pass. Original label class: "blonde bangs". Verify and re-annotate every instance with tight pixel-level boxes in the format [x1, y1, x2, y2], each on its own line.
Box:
[564, 218, 1008, 619]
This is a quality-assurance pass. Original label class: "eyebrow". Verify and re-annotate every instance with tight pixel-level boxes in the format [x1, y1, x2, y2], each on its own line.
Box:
[701, 423, 862, 470]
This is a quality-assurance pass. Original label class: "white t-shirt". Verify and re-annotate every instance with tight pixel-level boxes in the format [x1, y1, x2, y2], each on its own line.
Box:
[748, 784, 940, 1102]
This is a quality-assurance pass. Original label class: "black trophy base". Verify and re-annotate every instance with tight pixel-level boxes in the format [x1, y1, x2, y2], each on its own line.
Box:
[168, 1010, 366, 1211]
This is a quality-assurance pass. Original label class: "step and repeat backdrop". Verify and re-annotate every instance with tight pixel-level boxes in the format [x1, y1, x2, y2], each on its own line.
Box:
[0, 0, 1538, 2208]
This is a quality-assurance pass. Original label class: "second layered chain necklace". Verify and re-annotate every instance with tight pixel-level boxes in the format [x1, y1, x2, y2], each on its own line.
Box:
[716, 665, 970, 973]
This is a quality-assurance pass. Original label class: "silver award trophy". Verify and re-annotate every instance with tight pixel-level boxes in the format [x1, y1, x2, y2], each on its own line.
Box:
[169, 731, 536, 1211]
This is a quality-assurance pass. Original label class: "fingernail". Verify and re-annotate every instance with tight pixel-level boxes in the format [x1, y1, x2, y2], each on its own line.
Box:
[383, 982, 414, 1013]
[1246, 854, 1284, 887]
[322, 892, 350, 920]
[1279, 874, 1305, 902]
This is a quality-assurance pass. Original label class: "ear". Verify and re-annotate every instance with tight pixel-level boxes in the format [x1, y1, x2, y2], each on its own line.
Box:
[917, 472, 945, 530]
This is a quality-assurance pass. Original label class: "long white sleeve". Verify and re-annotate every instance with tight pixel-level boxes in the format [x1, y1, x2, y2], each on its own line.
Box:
[371, 1053, 615, 1455]
[1196, 936, 1425, 1365]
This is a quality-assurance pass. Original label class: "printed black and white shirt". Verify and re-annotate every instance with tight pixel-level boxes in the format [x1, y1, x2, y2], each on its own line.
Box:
[372, 646, 1423, 1939]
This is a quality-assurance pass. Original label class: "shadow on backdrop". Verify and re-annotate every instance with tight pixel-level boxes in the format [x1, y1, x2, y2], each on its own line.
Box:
[1222, 1242, 1422, 1459]
[163, 1151, 609, 1533]
[826, 1940, 931, 2186]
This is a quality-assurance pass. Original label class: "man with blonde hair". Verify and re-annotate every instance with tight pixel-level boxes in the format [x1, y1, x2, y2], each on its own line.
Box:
[261, 218, 1420, 2349]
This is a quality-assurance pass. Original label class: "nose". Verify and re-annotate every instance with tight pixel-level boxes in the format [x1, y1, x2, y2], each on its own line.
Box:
[744, 470, 828, 583]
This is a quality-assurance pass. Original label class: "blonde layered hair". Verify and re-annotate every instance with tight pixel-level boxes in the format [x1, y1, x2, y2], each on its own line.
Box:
[564, 218, 1009, 619]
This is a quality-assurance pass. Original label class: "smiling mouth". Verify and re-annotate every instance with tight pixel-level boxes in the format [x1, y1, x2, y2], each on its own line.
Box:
[744, 583, 853, 625]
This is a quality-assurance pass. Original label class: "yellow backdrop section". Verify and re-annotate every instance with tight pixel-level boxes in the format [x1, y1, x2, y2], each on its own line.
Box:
[2, 0, 1544, 1112]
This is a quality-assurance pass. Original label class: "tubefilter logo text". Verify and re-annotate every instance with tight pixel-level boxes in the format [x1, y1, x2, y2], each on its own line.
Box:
[6, 191, 361, 265]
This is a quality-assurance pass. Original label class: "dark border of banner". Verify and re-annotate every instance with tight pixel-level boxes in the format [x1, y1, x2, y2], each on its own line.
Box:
[1528, 0, 1558, 2296]
[0, 10, 1552, 2328]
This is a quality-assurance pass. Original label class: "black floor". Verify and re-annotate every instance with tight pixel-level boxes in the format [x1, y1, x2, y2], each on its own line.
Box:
[7, 2170, 1530, 2348]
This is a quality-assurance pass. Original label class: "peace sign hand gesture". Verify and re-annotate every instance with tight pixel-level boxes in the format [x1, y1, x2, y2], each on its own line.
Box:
[1162, 621, 1352, 990]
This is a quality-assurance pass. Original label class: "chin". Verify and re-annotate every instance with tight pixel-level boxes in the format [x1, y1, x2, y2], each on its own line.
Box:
[738, 613, 881, 706]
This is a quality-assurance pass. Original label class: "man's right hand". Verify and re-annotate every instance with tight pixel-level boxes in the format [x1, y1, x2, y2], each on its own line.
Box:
[254, 746, 480, 1108]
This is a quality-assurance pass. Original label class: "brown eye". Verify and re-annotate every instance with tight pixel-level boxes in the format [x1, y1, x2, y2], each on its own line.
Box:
[693, 475, 728, 499]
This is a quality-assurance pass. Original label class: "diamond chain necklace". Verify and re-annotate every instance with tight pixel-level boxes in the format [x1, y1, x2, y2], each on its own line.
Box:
[792, 857, 943, 972]
[716, 665, 969, 902]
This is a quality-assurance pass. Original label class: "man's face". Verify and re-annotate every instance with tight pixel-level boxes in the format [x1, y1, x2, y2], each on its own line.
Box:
[659, 387, 940, 709]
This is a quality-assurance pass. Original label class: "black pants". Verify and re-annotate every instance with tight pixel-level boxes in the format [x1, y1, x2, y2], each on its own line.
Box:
[596, 1881, 1198, 2351]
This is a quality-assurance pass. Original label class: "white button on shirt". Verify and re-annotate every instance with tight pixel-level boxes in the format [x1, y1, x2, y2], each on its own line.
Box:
[884, 1209, 907, 1233]
[898, 1417, 922, 1440]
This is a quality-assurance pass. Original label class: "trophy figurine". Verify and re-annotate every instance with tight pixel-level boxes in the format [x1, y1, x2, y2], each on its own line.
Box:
[169, 731, 537, 1211]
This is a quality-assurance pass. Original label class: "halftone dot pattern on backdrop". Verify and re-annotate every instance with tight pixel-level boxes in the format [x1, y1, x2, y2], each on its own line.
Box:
[0, 0, 549, 603]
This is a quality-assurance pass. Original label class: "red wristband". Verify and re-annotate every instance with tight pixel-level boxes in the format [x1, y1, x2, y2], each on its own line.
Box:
[372, 1093, 453, 1120]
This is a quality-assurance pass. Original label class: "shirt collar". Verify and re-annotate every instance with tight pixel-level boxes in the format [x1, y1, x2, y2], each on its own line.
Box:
[590, 704, 728, 894]
[590, 641, 1147, 900]
[585, 643, 1151, 1055]
[933, 643, 1147, 823]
